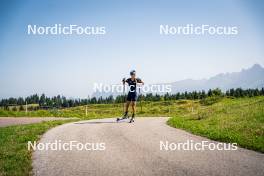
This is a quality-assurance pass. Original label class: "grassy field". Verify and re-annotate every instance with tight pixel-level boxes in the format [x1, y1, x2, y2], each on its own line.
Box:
[0, 119, 79, 176]
[168, 96, 264, 152]
[0, 96, 263, 153]
[0, 96, 263, 176]
[0, 99, 194, 118]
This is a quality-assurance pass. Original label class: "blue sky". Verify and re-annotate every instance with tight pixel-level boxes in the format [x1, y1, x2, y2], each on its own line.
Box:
[0, 0, 263, 98]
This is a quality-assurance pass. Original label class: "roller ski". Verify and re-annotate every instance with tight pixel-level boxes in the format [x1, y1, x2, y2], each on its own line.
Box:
[116, 112, 129, 122]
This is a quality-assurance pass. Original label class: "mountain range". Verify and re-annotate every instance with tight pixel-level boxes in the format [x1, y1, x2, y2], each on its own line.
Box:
[92, 64, 264, 97]
[169, 64, 264, 93]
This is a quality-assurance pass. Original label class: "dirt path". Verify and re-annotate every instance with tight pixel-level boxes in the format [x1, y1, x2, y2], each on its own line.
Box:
[0, 117, 75, 127]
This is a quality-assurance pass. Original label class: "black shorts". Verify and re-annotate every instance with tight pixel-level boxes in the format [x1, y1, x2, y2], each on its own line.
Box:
[126, 92, 137, 101]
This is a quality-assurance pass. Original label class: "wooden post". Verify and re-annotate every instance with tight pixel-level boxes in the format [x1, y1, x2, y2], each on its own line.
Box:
[85, 105, 88, 117]
[86, 96, 89, 117]
[25, 101, 28, 114]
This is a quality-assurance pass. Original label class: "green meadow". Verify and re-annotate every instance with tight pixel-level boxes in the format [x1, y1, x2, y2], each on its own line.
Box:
[1, 96, 264, 152]
[0, 96, 264, 175]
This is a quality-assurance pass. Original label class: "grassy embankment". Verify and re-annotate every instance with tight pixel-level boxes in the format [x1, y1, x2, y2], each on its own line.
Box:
[168, 96, 264, 152]
[0, 119, 79, 176]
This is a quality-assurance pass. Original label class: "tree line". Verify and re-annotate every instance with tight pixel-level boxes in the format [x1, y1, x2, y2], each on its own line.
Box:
[0, 88, 264, 109]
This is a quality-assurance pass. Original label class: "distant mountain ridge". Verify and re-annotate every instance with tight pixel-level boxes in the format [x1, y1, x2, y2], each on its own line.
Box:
[92, 64, 264, 97]
[169, 64, 264, 93]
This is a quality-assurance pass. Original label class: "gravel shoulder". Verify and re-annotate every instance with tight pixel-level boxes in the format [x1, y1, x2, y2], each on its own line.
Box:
[0, 117, 76, 127]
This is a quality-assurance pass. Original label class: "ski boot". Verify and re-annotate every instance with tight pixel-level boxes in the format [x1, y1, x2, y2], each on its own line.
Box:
[129, 113, 135, 123]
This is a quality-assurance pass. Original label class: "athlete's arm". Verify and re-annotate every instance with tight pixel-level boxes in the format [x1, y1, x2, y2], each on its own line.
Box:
[122, 78, 126, 85]
[137, 78, 144, 85]
[122, 78, 128, 85]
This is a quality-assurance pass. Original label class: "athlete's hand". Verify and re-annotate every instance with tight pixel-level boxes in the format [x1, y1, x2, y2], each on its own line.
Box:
[122, 78, 126, 84]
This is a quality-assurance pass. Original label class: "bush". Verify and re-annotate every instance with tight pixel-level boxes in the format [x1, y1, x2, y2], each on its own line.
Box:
[19, 105, 24, 111]
[200, 96, 222, 106]
[177, 100, 188, 105]
[12, 106, 17, 111]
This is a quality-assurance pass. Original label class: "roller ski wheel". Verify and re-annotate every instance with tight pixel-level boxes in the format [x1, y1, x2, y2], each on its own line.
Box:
[129, 118, 134, 123]
[129, 114, 135, 123]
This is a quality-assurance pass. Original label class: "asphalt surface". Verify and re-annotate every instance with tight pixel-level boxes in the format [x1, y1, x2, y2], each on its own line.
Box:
[33, 117, 264, 176]
[0, 117, 74, 127]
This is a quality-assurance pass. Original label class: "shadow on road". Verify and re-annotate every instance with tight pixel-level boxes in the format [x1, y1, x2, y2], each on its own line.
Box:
[74, 121, 128, 124]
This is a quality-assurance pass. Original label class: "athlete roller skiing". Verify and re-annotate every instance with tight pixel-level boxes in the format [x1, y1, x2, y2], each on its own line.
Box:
[116, 70, 144, 123]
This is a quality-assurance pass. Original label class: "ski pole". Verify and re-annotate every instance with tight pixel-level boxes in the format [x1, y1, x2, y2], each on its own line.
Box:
[122, 78, 126, 113]
[139, 85, 142, 112]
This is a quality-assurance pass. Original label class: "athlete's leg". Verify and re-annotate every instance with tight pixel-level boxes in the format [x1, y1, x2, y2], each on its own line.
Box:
[122, 101, 130, 118]
[129, 101, 136, 123]
[125, 92, 133, 113]
[118, 93, 132, 121]
[131, 101, 136, 114]
[125, 101, 130, 112]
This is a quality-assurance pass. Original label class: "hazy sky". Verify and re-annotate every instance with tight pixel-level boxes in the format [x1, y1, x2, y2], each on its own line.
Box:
[0, 0, 264, 98]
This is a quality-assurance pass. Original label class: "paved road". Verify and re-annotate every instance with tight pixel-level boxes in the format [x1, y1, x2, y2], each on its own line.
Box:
[33, 117, 264, 176]
[0, 117, 75, 127]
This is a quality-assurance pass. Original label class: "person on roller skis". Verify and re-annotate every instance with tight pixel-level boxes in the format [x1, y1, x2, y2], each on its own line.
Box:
[117, 70, 144, 123]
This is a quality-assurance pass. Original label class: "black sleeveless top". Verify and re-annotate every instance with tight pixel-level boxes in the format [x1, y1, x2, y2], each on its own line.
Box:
[125, 78, 142, 93]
